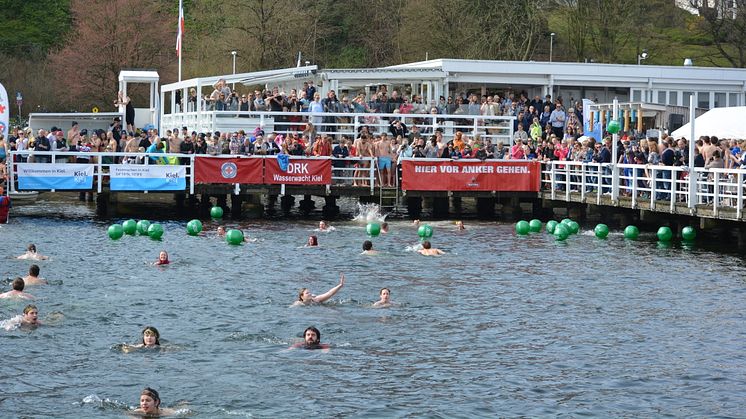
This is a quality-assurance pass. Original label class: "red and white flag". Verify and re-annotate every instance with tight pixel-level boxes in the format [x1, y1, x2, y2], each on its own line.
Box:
[176, 0, 184, 57]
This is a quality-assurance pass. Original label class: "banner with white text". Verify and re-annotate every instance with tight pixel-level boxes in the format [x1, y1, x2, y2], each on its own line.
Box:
[264, 158, 331, 185]
[110, 165, 186, 191]
[17, 163, 94, 190]
[401, 159, 540, 192]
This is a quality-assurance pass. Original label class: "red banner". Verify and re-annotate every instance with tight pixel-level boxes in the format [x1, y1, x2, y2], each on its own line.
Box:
[401, 159, 540, 191]
[264, 158, 332, 185]
[194, 157, 263, 184]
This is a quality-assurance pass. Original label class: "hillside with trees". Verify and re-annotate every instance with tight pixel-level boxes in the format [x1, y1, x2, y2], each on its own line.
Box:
[0, 0, 744, 117]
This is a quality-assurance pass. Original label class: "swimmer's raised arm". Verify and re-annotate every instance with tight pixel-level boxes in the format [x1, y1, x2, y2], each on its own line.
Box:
[313, 273, 345, 303]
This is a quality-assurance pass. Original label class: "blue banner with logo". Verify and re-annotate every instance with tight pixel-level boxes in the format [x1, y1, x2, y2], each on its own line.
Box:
[17, 163, 94, 190]
[110, 165, 186, 191]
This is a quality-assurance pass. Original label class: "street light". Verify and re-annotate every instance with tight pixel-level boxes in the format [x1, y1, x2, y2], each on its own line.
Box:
[549, 33, 556, 63]
[637, 49, 648, 65]
[231, 50, 237, 89]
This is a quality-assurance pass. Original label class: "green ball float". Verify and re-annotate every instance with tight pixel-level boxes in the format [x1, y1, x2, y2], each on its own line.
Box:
[529, 219, 542, 233]
[366, 223, 381, 237]
[607, 119, 621, 134]
[561, 218, 573, 226]
[594, 223, 610, 239]
[136, 220, 151, 236]
[417, 224, 434, 238]
[210, 206, 224, 219]
[226, 229, 244, 245]
[657, 226, 673, 242]
[515, 220, 530, 235]
[546, 220, 559, 234]
[623, 225, 639, 240]
[681, 226, 696, 242]
[186, 219, 203, 236]
[107, 224, 124, 240]
[554, 223, 570, 241]
[147, 223, 164, 240]
[567, 221, 580, 235]
[122, 219, 137, 235]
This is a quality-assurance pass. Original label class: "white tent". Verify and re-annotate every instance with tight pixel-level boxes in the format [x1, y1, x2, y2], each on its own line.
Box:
[671, 106, 746, 140]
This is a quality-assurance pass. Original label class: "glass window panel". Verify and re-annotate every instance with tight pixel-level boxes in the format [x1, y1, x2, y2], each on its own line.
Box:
[698, 92, 709, 108]
[715, 93, 726, 108]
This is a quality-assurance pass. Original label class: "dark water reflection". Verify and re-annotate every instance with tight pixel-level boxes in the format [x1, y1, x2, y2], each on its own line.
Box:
[1, 199, 746, 417]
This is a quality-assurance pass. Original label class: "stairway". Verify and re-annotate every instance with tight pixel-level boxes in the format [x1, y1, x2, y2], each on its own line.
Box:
[379, 186, 401, 213]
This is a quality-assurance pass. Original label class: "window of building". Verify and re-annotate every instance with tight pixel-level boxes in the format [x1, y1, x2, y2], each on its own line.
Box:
[669, 91, 679, 106]
[715, 92, 726, 108]
[698, 92, 710, 109]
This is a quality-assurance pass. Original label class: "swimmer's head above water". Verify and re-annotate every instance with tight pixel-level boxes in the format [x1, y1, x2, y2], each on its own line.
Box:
[379, 287, 390, 303]
[23, 304, 38, 325]
[307, 235, 318, 246]
[362, 240, 373, 251]
[12, 277, 25, 291]
[27, 244, 37, 253]
[142, 326, 160, 347]
[421, 240, 432, 249]
[139, 387, 161, 414]
[217, 226, 226, 236]
[156, 251, 169, 265]
[319, 221, 327, 230]
[303, 326, 321, 348]
[298, 288, 312, 303]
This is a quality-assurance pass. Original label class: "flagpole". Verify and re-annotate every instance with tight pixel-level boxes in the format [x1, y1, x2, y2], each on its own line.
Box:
[177, 0, 184, 82]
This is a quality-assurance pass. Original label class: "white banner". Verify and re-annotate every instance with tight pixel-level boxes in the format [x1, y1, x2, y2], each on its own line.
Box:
[0, 82, 9, 138]
[110, 165, 186, 191]
[17, 163, 94, 190]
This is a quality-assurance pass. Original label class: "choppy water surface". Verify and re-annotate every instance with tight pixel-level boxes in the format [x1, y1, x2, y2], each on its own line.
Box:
[1, 198, 746, 417]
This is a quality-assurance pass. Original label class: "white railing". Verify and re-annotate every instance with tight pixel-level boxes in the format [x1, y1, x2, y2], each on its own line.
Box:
[161, 110, 515, 145]
[6, 151, 378, 195]
[540, 160, 746, 218]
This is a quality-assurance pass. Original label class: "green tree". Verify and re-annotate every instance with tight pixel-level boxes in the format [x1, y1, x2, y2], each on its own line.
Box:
[0, 0, 72, 55]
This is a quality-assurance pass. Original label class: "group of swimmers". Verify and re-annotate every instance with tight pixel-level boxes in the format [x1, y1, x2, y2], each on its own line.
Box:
[2, 219, 464, 415]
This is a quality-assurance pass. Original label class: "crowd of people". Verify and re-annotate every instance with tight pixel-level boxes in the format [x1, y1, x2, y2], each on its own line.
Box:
[1, 84, 744, 204]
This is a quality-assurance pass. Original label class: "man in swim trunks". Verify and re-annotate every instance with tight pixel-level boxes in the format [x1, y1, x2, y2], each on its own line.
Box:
[375, 132, 395, 187]
[16, 244, 49, 260]
[0, 278, 35, 299]
[418, 240, 445, 256]
[23, 264, 48, 285]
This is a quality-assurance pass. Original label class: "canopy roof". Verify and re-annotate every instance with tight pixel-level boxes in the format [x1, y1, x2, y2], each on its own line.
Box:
[671, 106, 746, 140]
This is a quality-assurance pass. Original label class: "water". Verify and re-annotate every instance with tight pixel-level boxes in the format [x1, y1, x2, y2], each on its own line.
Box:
[2, 199, 746, 417]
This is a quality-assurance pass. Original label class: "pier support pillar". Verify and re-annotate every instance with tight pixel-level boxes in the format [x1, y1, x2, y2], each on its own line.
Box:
[407, 197, 422, 219]
[299, 195, 316, 215]
[174, 193, 186, 209]
[266, 194, 278, 215]
[451, 196, 462, 217]
[199, 194, 212, 217]
[432, 197, 449, 218]
[476, 197, 496, 219]
[323, 196, 340, 218]
[96, 192, 109, 216]
[216, 194, 228, 216]
[280, 195, 296, 215]
[230, 194, 244, 218]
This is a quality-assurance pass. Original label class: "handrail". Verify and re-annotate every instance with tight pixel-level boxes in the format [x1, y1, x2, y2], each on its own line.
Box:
[6, 150, 378, 194]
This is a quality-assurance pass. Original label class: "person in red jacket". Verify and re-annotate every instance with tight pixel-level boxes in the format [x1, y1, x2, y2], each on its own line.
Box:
[0, 185, 10, 224]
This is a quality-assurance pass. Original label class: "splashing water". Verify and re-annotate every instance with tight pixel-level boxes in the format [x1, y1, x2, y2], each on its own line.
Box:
[352, 203, 387, 223]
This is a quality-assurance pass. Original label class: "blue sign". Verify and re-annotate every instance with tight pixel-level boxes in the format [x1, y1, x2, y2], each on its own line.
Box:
[17, 164, 94, 190]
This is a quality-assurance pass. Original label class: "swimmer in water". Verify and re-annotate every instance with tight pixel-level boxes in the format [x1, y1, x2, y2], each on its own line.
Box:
[418, 240, 445, 256]
[16, 244, 49, 260]
[0, 278, 35, 300]
[3, 304, 41, 331]
[290, 326, 330, 351]
[456, 220, 465, 230]
[133, 387, 176, 417]
[122, 326, 161, 353]
[155, 251, 170, 265]
[361, 240, 378, 255]
[217, 226, 226, 237]
[381, 222, 389, 234]
[23, 264, 48, 286]
[306, 235, 319, 247]
[317, 220, 335, 231]
[292, 273, 345, 306]
[413, 219, 420, 227]
[373, 287, 392, 307]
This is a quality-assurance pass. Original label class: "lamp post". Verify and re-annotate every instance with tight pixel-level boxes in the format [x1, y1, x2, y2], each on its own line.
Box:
[637, 49, 648, 65]
[231, 50, 237, 89]
[549, 33, 555, 63]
